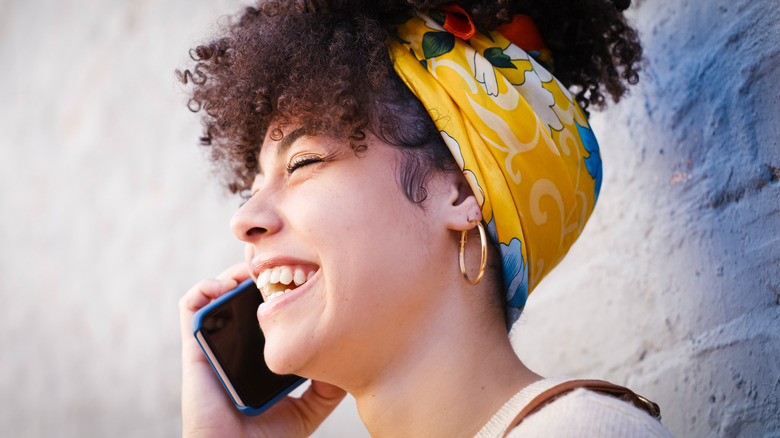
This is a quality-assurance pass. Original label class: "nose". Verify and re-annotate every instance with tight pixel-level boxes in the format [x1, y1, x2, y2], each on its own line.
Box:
[229, 191, 283, 243]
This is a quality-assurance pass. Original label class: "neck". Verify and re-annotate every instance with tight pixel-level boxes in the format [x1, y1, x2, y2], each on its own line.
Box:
[348, 300, 541, 438]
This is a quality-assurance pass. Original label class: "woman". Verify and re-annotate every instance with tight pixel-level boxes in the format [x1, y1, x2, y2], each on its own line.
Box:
[178, 1, 671, 436]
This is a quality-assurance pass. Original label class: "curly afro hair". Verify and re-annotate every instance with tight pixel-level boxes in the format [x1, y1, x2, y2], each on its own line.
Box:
[178, 0, 642, 196]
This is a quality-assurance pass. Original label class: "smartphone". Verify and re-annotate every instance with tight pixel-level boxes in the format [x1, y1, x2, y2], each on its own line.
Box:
[192, 278, 306, 416]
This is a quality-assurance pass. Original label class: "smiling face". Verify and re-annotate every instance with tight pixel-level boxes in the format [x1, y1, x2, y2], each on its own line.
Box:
[230, 125, 459, 387]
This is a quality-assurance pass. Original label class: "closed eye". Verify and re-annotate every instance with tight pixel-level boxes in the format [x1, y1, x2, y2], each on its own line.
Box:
[286, 154, 323, 174]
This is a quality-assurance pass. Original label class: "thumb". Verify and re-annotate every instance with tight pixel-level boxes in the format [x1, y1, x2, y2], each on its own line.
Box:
[296, 381, 347, 433]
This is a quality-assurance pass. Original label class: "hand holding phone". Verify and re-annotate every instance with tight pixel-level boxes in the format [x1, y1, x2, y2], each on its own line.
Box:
[179, 265, 347, 437]
[192, 278, 305, 415]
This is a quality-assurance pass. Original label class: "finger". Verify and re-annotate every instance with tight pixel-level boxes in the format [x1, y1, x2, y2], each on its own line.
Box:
[179, 277, 238, 313]
[216, 263, 250, 283]
[179, 277, 239, 345]
[296, 381, 347, 434]
[309, 381, 347, 401]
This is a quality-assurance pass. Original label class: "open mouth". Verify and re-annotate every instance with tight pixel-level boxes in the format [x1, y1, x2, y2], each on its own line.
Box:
[256, 266, 317, 302]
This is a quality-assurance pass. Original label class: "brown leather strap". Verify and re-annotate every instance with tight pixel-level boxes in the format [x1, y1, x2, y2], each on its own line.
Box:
[502, 379, 661, 437]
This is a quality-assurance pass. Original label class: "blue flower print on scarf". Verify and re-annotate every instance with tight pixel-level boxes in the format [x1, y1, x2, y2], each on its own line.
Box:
[577, 121, 602, 202]
[486, 218, 528, 309]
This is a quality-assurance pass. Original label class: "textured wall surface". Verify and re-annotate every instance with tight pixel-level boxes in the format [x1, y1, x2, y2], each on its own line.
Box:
[1, 0, 777, 437]
[514, 1, 780, 437]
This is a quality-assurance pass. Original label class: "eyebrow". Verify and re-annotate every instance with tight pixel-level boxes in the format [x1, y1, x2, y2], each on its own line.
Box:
[276, 127, 307, 156]
[256, 127, 308, 176]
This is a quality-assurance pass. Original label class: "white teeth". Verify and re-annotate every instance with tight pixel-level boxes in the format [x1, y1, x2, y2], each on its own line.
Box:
[265, 288, 295, 303]
[258, 269, 271, 285]
[267, 291, 285, 302]
[257, 266, 318, 300]
[279, 266, 293, 285]
[293, 269, 306, 286]
[269, 267, 281, 284]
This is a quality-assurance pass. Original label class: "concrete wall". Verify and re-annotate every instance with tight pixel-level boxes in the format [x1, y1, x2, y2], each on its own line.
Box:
[0, 0, 776, 437]
[513, 1, 780, 437]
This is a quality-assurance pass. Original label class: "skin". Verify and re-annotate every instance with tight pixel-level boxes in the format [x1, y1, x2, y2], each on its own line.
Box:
[179, 125, 541, 437]
[179, 264, 347, 438]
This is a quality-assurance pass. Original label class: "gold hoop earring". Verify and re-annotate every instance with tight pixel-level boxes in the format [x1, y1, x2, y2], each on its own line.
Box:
[459, 220, 487, 285]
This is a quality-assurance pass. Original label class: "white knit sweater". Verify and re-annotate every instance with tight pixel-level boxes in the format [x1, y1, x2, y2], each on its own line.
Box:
[475, 377, 674, 438]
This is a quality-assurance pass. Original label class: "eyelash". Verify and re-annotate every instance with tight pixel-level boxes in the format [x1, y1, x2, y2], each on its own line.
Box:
[285, 154, 323, 174]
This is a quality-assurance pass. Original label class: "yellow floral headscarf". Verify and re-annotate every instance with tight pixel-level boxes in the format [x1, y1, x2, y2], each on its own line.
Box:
[388, 8, 602, 324]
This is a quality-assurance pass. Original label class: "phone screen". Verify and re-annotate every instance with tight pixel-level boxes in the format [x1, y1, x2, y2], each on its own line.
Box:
[196, 280, 302, 409]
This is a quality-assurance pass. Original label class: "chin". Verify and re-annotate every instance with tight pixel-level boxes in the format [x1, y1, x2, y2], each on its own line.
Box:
[263, 336, 310, 377]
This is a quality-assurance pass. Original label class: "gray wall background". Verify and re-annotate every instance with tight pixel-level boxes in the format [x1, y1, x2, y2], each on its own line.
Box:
[1, 0, 777, 437]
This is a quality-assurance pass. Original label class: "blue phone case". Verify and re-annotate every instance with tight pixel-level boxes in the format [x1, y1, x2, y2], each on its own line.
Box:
[192, 278, 306, 416]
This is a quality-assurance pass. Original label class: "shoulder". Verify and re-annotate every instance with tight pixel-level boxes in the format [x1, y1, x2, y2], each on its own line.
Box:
[506, 388, 673, 438]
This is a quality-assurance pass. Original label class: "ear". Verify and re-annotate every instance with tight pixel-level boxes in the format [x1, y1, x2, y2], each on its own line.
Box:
[436, 171, 482, 232]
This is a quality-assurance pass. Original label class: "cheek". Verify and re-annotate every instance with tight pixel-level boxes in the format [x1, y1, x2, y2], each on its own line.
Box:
[321, 199, 430, 291]
[287, 164, 432, 280]
[291, 174, 408, 235]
